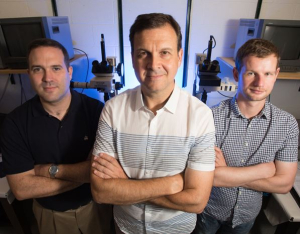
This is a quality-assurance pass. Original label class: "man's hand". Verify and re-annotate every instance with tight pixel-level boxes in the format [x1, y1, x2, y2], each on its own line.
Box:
[92, 153, 128, 179]
[34, 164, 51, 178]
[215, 147, 227, 167]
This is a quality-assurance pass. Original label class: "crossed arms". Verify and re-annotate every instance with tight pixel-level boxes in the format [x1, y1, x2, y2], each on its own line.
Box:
[91, 153, 214, 213]
[213, 147, 297, 194]
[7, 159, 91, 201]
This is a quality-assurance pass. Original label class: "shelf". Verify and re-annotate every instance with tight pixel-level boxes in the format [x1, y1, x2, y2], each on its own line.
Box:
[0, 54, 85, 75]
[219, 57, 300, 80]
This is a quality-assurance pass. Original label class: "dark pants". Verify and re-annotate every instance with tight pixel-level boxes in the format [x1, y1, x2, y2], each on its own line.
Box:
[192, 213, 255, 234]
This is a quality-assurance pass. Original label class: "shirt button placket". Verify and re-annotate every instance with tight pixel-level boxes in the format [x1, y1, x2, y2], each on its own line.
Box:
[233, 188, 241, 224]
[145, 206, 151, 232]
[242, 119, 250, 164]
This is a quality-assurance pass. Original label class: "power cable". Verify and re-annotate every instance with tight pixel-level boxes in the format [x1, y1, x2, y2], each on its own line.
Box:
[73, 48, 89, 94]
[0, 74, 11, 105]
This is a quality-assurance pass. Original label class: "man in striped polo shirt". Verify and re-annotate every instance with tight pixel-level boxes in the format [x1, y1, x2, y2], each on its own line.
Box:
[193, 39, 299, 234]
[90, 13, 215, 234]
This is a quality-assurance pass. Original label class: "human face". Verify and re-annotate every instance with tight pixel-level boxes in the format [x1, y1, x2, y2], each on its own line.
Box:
[233, 54, 279, 104]
[28, 46, 72, 106]
[131, 24, 183, 98]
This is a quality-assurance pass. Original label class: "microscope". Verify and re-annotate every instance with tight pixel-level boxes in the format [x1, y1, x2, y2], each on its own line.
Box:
[71, 34, 123, 102]
[193, 35, 221, 104]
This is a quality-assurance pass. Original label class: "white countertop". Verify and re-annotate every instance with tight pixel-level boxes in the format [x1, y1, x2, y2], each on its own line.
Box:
[264, 161, 300, 225]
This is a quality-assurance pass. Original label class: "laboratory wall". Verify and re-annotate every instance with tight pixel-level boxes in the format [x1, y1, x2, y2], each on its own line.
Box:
[0, 0, 300, 113]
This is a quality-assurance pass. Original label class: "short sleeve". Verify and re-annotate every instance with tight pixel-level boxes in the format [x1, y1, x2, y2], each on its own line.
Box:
[92, 103, 118, 159]
[0, 115, 34, 175]
[187, 108, 215, 171]
[275, 116, 299, 162]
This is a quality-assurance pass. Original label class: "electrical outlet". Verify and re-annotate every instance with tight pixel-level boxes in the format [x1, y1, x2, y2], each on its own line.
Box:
[219, 77, 238, 92]
[220, 82, 238, 92]
[195, 53, 207, 64]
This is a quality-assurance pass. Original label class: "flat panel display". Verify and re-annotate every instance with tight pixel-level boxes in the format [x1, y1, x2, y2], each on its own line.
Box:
[2, 23, 43, 57]
[263, 25, 300, 60]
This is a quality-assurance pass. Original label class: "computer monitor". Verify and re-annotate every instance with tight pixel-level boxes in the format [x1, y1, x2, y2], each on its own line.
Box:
[0, 16, 74, 69]
[234, 19, 300, 72]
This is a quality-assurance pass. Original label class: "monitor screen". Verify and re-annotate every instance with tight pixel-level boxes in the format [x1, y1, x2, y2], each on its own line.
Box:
[263, 25, 300, 60]
[2, 23, 43, 57]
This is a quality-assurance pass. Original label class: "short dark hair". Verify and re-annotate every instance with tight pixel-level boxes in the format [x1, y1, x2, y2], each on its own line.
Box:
[27, 38, 70, 68]
[129, 13, 182, 53]
[235, 39, 280, 72]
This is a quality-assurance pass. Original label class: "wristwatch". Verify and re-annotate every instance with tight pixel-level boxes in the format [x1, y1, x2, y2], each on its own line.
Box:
[49, 164, 59, 179]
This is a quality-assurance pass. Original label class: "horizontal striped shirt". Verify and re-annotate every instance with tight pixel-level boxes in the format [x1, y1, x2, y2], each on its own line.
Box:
[93, 85, 215, 234]
[204, 97, 299, 227]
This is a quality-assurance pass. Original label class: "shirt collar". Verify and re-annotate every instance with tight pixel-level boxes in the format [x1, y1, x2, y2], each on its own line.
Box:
[230, 95, 270, 120]
[230, 96, 241, 118]
[32, 89, 77, 118]
[164, 85, 180, 114]
[135, 84, 180, 114]
[32, 95, 48, 117]
[135, 86, 144, 111]
[261, 101, 271, 119]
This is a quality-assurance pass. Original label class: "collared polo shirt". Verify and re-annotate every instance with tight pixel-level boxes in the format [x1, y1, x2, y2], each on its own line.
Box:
[93, 85, 215, 234]
[204, 97, 299, 227]
[1, 90, 103, 211]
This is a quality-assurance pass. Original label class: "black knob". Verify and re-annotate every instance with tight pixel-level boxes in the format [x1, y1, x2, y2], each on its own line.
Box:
[210, 60, 219, 71]
[92, 60, 99, 66]
[202, 60, 210, 71]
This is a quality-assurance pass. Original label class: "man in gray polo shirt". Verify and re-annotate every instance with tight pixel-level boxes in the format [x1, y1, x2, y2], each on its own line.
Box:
[193, 39, 299, 234]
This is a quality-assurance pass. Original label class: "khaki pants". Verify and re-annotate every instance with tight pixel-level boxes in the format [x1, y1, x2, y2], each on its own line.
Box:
[33, 200, 115, 234]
